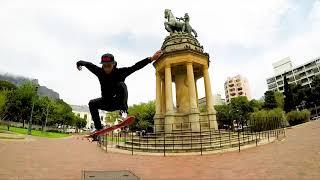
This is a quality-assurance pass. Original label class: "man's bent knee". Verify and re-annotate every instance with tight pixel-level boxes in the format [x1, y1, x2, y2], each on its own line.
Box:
[88, 99, 97, 108]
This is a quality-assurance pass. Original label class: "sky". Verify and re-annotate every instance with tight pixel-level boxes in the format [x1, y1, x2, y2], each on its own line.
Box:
[0, 0, 319, 106]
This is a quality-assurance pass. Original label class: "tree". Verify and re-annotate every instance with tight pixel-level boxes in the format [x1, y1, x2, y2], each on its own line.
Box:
[214, 104, 232, 129]
[128, 101, 155, 131]
[263, 91, 277, 110]
[0, 90, 9, 119]
[274, 91, 284, 110]
[249, 99, 264, 112]
[5, 81, 38, 126]
[283, 75, 295, 112]
[311, 75, 320, 106]
[229, 96, 253, 125]
[105, 111, 121, 125]
[0, 80, 17, 91]
[75, 116, 87, 132]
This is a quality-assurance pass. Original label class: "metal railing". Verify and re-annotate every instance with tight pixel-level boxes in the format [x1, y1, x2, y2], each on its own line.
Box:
[96, 117, 286, 156]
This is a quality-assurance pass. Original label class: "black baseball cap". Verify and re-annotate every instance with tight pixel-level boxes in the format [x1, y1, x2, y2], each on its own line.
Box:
[100, 53, 116, 65]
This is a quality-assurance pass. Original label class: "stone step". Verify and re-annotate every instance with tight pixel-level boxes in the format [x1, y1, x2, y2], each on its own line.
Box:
[123, 137, 258, 147]
[125, 134, 255, 143]
[116, 140, 257, 153]
[123, 133, 255, 141]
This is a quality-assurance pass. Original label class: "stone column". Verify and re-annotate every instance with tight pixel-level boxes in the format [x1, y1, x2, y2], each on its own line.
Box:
[161, 77, 166, 114]
[153, 71, 163, 132]
[165, 65, 174, 132]
[155, 71, 161, 114]
[203, 66, 218, 130]
[186, 62, 200, 131]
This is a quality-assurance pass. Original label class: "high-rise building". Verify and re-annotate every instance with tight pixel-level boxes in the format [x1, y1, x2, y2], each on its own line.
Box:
[224, 75, 251, 103]
[266, 57, 320, 92]
[272, 57, 293, 74]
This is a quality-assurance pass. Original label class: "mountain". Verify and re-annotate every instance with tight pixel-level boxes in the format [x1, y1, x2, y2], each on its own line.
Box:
[0, 73, 60, 99]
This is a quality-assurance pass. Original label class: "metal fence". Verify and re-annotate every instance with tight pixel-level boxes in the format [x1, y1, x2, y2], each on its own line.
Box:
[95, 117, 286, 156]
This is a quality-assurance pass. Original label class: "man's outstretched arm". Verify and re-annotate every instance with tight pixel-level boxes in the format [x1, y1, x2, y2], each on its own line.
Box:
[120, 50, 162, 77]
[76, 60, 101, 77]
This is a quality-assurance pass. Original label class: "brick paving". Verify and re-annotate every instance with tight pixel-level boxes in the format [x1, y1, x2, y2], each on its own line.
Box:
[0, 121, 319, 180]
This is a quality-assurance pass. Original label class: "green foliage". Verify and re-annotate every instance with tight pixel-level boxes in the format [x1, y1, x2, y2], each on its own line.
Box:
[5, 81, 37, 123]
[0, 80, 80, 131]
[283, 75, 320, 113]
[249, 99, 264, 111]
[0, 90, 9, 118]
[274, 91, 284, 109]
[229, 96, 253, 121]
[105, 111, 121, 124]
[283, 75, 295, 112]
[0, 80, 17, 91]
[286, 109, 310, 126]
[311, 75, 320, 105]
[249, 108, 285, 131]
[74, 116, 87, 130]
[263, 91, 277, 109]
[214, 96, 253, 129]
[128, 101, 155, 131]
[214, 104, 232, 128]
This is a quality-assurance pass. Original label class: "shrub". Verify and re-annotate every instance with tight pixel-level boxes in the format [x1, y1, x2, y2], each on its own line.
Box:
[286, 109, 310, 126]
[249, 108, 286, 132]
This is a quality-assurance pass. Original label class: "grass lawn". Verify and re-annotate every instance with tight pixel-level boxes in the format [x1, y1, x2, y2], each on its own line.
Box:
[0, 125, 71, 138]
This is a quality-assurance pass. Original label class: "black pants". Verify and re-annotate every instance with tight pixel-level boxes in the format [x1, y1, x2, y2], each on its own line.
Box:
[88, 82, 128, 130]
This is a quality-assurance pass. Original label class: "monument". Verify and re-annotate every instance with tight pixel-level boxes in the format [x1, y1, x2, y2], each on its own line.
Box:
[153, 9, 218, 133]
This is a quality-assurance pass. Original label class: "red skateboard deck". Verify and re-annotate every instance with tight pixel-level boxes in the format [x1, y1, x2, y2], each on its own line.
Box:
[85, 116, 135, 138]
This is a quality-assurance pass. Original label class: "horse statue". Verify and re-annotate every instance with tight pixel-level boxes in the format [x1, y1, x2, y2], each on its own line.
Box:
[164, 9, 198, 37]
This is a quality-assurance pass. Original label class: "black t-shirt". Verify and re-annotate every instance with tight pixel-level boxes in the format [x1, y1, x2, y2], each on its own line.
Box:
[77, 57, 151, 98]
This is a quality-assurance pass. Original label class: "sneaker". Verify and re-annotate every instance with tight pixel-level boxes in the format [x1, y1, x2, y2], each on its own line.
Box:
[91, 135, 100, 141]
[120, 110, 128, 119]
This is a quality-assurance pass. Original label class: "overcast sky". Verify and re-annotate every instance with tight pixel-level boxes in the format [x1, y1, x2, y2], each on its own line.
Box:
[0, 0, 319, 106]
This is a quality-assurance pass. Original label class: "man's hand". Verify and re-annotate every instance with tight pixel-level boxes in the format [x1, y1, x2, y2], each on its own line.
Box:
[76, 61, 83, 71]
[150, 50, 163, 62]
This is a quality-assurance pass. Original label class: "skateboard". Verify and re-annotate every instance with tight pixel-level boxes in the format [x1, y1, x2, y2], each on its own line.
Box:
[84, 116, 135, 140]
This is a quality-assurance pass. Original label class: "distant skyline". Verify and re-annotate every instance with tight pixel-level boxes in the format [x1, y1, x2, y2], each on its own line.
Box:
[1, 0, 319, 106]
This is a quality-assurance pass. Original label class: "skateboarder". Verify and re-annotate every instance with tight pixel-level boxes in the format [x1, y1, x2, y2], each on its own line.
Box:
[76, 50, 162, 140]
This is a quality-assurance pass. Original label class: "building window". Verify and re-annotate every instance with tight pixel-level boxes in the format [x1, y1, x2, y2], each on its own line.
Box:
[267, 77, 276, 84]
[294, 75, 301, 80]
[84, 114, 87, 120]
[299, 72, 306, 77]
[277, 81, 283, 85]
[301, 78, 308, 83]
[286, 71, 293, 76]
[268, 83, 277, 89]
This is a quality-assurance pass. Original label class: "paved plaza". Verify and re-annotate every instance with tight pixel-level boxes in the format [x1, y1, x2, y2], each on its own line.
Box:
[0, 121, 320, 180]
